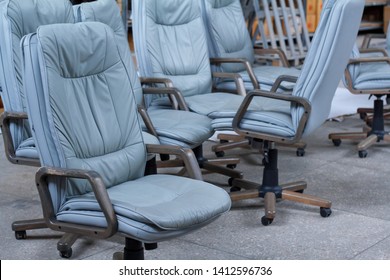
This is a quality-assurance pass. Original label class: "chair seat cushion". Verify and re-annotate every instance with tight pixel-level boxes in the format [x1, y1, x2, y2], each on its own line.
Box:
[15, 137, 39, 159]
[57, 174, 231, 231]
[145, 109, 214, 147]
[353, 62, 390, 90]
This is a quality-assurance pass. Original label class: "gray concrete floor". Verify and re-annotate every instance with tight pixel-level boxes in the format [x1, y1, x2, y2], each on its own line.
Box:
[1, 114, 390, 260]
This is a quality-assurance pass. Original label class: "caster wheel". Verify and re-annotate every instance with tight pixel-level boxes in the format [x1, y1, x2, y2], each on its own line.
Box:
[15, 230, 27, 240]
[261, 216, 273, 226]
[332, 139, 341, 147]
[296, 148, 305, 157]
[220, 139, 229, 144]
[59, 248, 73, 259]
[228, 178, 235, 186]
[320, 207, 332, 218]
[295, 189, 304, 193]
[359, 112, 367, 120]
[230, 186, 241, 192]
[358, 150, 368, 158]
[227, 164, 236, 169]
[215, 151, 225, 158]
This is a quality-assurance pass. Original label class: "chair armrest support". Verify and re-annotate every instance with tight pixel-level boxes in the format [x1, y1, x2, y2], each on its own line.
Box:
[0, 111, 40, 166]
[146, 144, 203, 181]
[35, 166, 118, 239]
[233, 90, 311, 144]
[361, 33, 386, 49]
[142, 87, 189, 111]
[210, 57, 259, 90]
[359, 48, 388, 57]
[137, 105, 159, 138]
[253, 47, 290, 67]
[212, 71, 247, 96]
[270, 75, 299, 92]
[344, 57, 390, 95]
[140, 77, 182, 110]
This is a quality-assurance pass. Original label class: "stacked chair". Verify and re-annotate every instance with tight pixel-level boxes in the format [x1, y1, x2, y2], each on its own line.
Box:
[21, 20, 231, 260]
[0, 0, 79, 256]
[328, 43, 390, 158]
[228, 0, 364, 225]
[252, 0, 312, 66]
[73, 0, 243, 183]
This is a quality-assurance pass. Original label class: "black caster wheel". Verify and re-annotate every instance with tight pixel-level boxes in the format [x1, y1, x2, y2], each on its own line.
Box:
[261, 216, 273, 226]
[320, 207, 332, 218]
[295, 189, 304, 193]
[15, 230, 27, 240]
[220, 139, 229, 144]
[228, 177, 235, 186]
[227, 164, 236, 169]
[296, 148, 305, 157]
[59, 248, 73, 259]
[359, 112, 367, 120]
[358, 150, 368, 158]
[332, 139, 341, 147]
[230, 186, 241, 192]
[215, 151, 225, 158]
[160, 154, 170, 161]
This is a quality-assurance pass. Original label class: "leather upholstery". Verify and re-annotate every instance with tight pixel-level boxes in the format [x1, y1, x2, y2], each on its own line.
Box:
[22, 22, 231, 242]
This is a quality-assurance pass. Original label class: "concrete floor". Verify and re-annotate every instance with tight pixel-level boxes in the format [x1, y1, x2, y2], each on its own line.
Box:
[1, 114, 390, 260]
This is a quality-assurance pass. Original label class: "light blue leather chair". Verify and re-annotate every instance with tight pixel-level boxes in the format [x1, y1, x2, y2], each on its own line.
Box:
[201, 0, 301, 92]
[22, 21, 231, 260]
[229, 0, 364, 225]
[74, 0, 243, 181]
[0, 0, 73, 243]
[328, 43, 390, 158]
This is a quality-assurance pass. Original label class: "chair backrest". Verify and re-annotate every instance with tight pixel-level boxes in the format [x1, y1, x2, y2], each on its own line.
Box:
[22, 22, 147, 209]
[253, 0, 311, 66]
[0, 0, 74, 152]
[291, 0, 364, 135]
[201, 0, 255, 73]
[74, 0, 144, 107]
[132, 0, 213, 98]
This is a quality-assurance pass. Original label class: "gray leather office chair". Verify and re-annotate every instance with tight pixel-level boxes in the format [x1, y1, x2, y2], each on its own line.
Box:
[201, 0, 300, 93]
[74, 0, 243, 182]
[229, 0, 364, 225]
[200, 0, 306, 157]
[0, 0, 72, 243]
[328, 43, 390, 158]
[22, 21, 231, 260]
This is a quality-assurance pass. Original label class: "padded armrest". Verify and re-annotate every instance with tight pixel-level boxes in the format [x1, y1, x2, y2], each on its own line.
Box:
[233, 90, 311, 144]
[35, 166, 118, 239]
[0, 111, 40, 166]
[211, 71, 247, 96]
[146, 144, 203, 181]
[344, 57, 390, 95]
[253, 47, 290, 68]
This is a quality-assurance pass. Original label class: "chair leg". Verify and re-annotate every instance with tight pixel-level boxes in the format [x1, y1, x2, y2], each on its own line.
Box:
[12, 218, 47, 239]
[329, 97, 390, 157]
[230, 145, 331, 226]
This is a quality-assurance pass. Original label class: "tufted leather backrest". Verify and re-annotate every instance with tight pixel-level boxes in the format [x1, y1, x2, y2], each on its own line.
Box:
[132, 0, 213, 98]
[201, 0, 255, 73]
[23, 22, 147, 203]
[291, 0, 364, 135]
